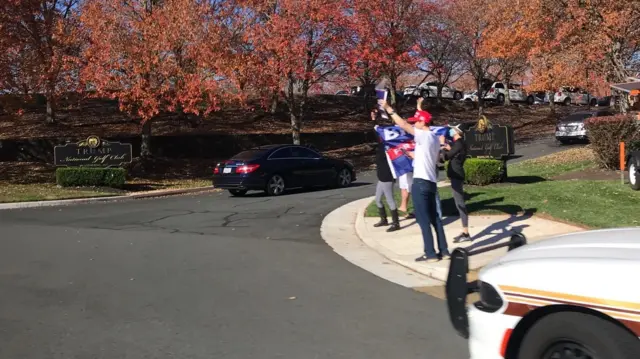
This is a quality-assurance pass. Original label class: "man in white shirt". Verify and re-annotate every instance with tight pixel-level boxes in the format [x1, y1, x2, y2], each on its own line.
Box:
[380, 99, 450, 262]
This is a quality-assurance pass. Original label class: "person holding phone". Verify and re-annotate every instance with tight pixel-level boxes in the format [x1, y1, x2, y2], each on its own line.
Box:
[441, 124, 470, 242]
[370, 108, 401, 232]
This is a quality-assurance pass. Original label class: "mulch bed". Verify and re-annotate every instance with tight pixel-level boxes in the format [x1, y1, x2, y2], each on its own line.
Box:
[1, 95, 574, 142]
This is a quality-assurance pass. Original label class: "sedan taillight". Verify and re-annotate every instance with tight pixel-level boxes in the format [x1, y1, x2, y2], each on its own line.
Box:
[213, 164, 220, 174]
[236, 164, 260, 174]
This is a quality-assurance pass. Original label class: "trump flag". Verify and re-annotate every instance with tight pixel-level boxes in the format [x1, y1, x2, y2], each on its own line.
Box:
[374, 125, 449, 179]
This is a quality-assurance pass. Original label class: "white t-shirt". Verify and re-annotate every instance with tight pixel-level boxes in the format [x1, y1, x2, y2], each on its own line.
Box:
[413, 128, 440, 182]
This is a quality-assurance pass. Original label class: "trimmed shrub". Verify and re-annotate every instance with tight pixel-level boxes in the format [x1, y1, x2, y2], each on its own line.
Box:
[585, 114, 640, 169]
[445, 158, 504, 185]
[462, 158, 504, 185]
[56, 167, 126, 188]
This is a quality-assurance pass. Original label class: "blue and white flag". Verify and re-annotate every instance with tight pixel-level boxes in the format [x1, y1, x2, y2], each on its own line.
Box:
[375, 125, 450, 178]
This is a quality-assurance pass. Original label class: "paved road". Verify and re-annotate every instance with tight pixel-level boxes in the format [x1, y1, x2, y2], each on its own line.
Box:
[0, 172, 470, 359]
[0, 137, 575, 359]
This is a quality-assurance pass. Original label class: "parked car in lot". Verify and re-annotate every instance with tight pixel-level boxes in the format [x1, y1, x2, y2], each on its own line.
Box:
[531, 91, 550, 105]
[555, 109, 615, 144]
[460, 91, 478, 102]
[212, 145, 356, 196]
[446, 229, 640, 359]
[483, 82, 535, 105]
[413, 81, 463, 100]
[554, 86, 598, 106]
[403, 85, 418, 97]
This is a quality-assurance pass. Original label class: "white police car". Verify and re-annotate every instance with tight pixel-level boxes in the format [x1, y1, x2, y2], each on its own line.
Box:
[446, 228, 640, 359]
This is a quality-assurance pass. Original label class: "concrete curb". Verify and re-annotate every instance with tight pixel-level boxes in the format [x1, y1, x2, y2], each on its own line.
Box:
[353, 199, 448, 283]
[0, 186, 218, 211]
[320, 196, 442, 289]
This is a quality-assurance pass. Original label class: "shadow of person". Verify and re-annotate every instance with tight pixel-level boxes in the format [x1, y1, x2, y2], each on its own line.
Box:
[462, 208, 538, 251]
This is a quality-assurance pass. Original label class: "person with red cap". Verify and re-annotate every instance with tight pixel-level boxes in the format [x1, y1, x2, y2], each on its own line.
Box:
[380, 98, 450, 263]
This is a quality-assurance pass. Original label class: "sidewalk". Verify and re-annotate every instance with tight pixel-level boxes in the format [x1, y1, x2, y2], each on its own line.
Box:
[354, 196, 585, 282]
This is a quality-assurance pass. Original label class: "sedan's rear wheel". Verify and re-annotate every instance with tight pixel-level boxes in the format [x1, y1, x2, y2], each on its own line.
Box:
[517, 312, 640, 359]
[266, 174, 286, 196]
[229, 189, 248, 197]
[337, 168, 352, 188]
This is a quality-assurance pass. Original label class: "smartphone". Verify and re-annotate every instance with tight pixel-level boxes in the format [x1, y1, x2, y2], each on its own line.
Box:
[375, 89, 389, 120]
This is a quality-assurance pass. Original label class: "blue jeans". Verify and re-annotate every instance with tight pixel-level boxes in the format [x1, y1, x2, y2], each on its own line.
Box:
[411, 178, 449, 258]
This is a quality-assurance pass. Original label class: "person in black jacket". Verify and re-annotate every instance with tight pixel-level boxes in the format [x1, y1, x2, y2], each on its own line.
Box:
[442, 124, 470, 242]
[371, 109, 400, 232]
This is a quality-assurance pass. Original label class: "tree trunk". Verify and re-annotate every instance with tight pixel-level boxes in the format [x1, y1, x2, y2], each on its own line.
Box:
[389, 75, 399, 109]
[45, 90, 55, 124]
[504, 78, 512, 106]
[286, 74, 301, 145]
[437, 85, 443, 105]
[547, 91, 556, 114]
[141, 120, 152, 157]
[290, 111, 301, 145]
[477, 79, 485, 116]
[270, 92, 278, 114]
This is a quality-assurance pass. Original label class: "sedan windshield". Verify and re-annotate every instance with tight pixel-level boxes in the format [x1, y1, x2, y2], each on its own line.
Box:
[563, 113, 593, 122]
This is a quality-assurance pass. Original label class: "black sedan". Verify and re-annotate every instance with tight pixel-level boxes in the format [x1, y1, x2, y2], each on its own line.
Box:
[212, 144, 356, 196]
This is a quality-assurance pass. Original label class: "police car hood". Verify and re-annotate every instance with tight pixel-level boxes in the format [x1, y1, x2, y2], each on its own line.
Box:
[493, 228, 640, 265]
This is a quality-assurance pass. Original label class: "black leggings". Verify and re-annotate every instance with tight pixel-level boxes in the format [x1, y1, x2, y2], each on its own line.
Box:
[450, 178, 468, 227]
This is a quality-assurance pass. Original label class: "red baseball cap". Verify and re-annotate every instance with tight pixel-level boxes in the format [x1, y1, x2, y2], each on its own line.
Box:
[408, 110, 432, 124]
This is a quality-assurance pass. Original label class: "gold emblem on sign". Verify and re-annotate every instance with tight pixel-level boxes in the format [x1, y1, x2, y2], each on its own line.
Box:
[87, 136, 100, 148]
[79, 135, 101, 148]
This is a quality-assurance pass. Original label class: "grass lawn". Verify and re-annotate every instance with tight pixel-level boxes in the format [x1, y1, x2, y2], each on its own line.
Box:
[0, 179, 211, 203]
[0, 183, 117, 203]
[366, 148, 640, 229]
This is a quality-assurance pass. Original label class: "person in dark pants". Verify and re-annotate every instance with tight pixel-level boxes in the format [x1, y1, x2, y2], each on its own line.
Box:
[371, 109, 400, 232]
[380, 99, 449, 262]
[442, 124, 470, 242]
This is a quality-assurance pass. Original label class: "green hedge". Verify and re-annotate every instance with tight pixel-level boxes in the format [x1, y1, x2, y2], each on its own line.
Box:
[56, 167, 126, 188]
[445, 158, 504, 186]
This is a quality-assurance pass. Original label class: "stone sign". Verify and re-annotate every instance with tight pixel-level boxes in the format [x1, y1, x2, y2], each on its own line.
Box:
[54, 136, 132, 167]
[462, 117, 514, 159]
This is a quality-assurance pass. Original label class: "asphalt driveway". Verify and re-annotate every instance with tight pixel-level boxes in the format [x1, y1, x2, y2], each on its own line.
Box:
[0, 137, 576, 358]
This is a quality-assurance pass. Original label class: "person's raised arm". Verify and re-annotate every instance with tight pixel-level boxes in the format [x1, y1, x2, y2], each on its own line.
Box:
[416, 97, 424, 111]
[380, 100, 415, 136]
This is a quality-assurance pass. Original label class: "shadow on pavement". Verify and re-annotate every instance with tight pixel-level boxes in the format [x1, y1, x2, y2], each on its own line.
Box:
[225, 181, 374, 198]
[464, 208, 537, 251]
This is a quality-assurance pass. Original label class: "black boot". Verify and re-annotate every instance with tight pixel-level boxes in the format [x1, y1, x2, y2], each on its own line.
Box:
[373, 207, 388, 227]
[387, 209, 400, 232]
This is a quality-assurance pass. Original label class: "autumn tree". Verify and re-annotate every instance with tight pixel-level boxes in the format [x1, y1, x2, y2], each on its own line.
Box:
[415, 2, 466, 103]
[0, 0, 83, 123]
[479, 0, 531, 106]
[446, 0, 495, 115]
[348, 0, 429, 106]
[554, 0, 640, 112]
[81, 0, 239, 156]
[240, 0, 349, 145]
